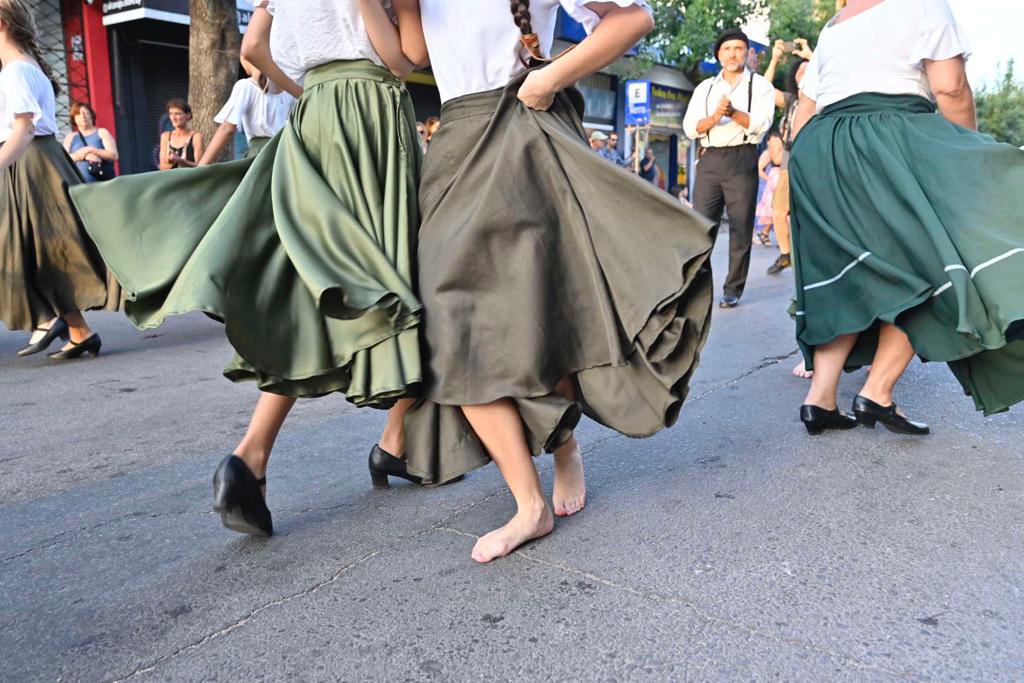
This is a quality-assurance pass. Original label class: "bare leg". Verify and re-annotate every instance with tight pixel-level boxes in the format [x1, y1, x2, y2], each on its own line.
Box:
[857, 323, 915, 408]
[774, 211, 791, 255]
[461, 400, 553, 563]
[803, 333, 858, 410]
[379, 398, 414, 457]
[234, 392, 296, 494]
[551, 377, 585, 517]
[62, 310, 94, 346]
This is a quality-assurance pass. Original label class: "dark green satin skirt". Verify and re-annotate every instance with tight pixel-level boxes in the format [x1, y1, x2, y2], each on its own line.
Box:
[790, 93, 1024, 415]
[0, 136, 107, 331]
[70, 60, 423, 406]
[404, 72, 715, 484]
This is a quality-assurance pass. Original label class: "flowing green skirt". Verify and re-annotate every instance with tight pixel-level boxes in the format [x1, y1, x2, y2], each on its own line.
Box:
[0, 136, 107, 331]
[790, 93, 1024, 415]
[404, 73, 715, 484]
[70, 60, 423, 406]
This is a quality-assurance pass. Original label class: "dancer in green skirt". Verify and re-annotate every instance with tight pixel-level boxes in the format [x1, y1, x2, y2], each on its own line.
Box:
[0, 0, 106, 360]
[71, 0, 425, 537]
[790, 0, 1024, 436]
[364, 0, 715, 563]
[197, 56, 295, 165]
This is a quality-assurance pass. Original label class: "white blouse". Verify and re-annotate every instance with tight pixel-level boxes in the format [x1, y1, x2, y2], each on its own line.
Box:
[0, 60, 58, 142]
[254, 0, 384, 85]
[214, 78, 295, 141]
[800, 0, 971, 111]
[419, 0, 651, 103]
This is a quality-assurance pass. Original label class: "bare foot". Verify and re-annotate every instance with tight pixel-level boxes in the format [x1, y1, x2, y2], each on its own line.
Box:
[552, 436, 586, 517]
[471, 505, 554, 563]
[793, 359, 813, 379]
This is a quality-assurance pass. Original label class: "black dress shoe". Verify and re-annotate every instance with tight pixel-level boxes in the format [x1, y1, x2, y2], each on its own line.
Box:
[719, 295, 740, 308]
[368, 445, 422, 489]
[47, 334, 101, 360]
[212, 455, 273, 537]
[16, 318, 69, 356]
[852, 395, 929, 435]
[800, 404, 859, 435]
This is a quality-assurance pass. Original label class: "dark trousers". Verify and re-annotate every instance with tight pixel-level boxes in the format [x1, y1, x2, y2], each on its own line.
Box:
[692, 145, 759, 299]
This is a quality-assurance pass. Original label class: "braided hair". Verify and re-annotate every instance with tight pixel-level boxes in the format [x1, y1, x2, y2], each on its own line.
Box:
[0, 0, 61, 95]
[510, 0, 546, 65]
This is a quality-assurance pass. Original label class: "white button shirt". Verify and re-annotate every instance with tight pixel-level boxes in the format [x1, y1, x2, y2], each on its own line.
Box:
[683, 69, 776, 148]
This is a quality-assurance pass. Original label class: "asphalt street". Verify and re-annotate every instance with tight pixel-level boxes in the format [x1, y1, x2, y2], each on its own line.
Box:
[1, 234, 1022, 681]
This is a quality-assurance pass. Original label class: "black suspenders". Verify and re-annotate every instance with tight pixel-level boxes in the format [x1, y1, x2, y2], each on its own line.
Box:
[704, 72, 757, 147]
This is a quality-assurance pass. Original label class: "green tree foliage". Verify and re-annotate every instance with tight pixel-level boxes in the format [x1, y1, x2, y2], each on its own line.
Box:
[766, 0, 834, 47]
[975, 60, 1024, 147]
[643, 0, 767, 83]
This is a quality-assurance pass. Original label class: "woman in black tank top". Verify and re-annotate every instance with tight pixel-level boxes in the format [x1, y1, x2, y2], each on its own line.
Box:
[159, 98, 204, 170]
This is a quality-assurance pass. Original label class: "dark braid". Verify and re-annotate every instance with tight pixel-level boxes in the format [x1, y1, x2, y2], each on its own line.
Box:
[510, 0, 534, 36]
[0, 0, 61, 94]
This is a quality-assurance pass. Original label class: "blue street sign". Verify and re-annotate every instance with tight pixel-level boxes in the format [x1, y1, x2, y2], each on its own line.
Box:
[624, 80, 651, 126]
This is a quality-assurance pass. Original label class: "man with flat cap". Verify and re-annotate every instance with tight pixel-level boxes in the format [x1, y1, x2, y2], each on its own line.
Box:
[684, 28, 776, 308]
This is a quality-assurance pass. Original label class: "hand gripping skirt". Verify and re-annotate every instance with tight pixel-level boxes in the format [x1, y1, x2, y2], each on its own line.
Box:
[790, 93, 1024, 415]
[0, 136, 107, 331]
[403, 72, 716, 484]
[70, 61, 423, 406]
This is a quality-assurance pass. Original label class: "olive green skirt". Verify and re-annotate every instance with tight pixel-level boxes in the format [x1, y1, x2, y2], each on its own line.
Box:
[0, 136, 107, 331]
[404, 72, 715, 484]
[790, 93, 1024, 415]
[70, 60, 423, 406]
[244, 136, 271, 159]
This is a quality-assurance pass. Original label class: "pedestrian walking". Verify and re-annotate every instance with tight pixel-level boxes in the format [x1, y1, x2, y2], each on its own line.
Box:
[197, 56, 295, 165]
[683, 28, 776, 308]
[158, 99, 204, 169]
[791, 0, 1024, 435]
[0, 0, 106, 360]
[70, 0, 426, 538]
[366, 0, 714, 563]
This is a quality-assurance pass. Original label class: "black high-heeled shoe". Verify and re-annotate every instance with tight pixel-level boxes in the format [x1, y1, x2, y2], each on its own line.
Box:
[800, 404, 859, 435]
[212, 455, 273, 537]
[852, 395, 929, 435]
[47, 333, 102, 360]
[17, 318, 69, 356]
[368, 445, 422, 489]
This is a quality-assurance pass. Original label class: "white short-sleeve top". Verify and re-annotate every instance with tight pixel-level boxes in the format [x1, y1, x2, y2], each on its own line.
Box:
[420, 0, 651, 103]
[0, 60, 58, 142]
[214, 78, 295, 141]
[253, 0, 384, 85]
[800, 0, 971, 112]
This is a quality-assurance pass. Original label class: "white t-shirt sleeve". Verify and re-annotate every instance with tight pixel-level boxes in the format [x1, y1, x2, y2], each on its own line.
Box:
[215, 80, 256, 126]
[909, 0, 971, 66]
[682, 80, 710, 140]
[0, 63, 45, 130]
[560, 0, 651, 33]
[798, 50, 821, 102]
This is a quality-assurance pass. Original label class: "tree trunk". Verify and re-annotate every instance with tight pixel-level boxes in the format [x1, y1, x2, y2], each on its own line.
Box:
[189, 0, 240, 161]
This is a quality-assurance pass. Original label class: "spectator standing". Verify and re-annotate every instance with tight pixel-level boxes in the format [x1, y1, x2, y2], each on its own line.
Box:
[64, 102, 117, 183]
[755, 132, 783, 244]
[638, 147, 657, 183]
[683, 28, 776, 308]
[159, 99, 204, 170]
[423, 115, 440, 148]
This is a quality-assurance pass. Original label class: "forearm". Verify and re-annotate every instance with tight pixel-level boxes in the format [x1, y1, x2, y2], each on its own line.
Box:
[695, 116, 719, 136]
[93, 146, 118, 162]
[198, 123, 237, 166]
[358, 0, 417, 77]
[539, 5, 653, 91]
[936, 89, 977, 130]
[393, 0, 429, 67]
[764, 57, 779, 83]
[241, 11, 303, 98]
[0, 121, 36, 170]
[730, 111, 751, 129]
[791, 94, 817, 138]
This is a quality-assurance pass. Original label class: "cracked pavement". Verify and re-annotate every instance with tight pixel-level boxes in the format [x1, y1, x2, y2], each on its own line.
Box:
[2, 236, 1022, 681]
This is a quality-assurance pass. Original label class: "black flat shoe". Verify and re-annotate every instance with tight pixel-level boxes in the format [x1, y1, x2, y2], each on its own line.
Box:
[800, 404, 858, 435]
[212, 455, 273, 537]
[368, 445, 422, 489]
[852, 395, 929, 435]
[47, 334, 101, 360]
[17, 319, 69, 356]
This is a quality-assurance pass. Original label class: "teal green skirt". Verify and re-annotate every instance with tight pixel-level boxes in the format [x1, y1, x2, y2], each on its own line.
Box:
[70, 61, 423, 406]
[790, 93, 1024, 415]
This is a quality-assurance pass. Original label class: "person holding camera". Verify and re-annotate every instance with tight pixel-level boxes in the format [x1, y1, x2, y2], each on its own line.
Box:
[683, 28, 776, 308]
[159, 99, 204, 170]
